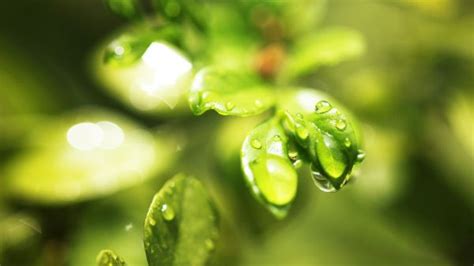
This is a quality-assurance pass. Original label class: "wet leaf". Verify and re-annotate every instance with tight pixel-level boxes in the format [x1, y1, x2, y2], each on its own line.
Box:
[2, 108, 175, 204]
[189, 67, 275, 117]
[105, 0, 140, 20]
[96, 249, 127, 266]
[282, 27, 365, 80]
[279, 89, 363, 191]
[144, 174, 219, 266]
[241, 118, 297, 218]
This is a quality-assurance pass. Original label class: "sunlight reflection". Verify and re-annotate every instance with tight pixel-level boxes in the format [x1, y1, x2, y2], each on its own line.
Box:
[67, 121, 125, 151]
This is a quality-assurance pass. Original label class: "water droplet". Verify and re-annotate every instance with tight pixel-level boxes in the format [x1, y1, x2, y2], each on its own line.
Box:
[100, 254, 110, 264]
[315, 100, 332, 114]
[311, 167, 337, 192]
[356, 149, 366, 163]
[296, 126, 309, 140]
[205, 239, 215, 250]
[288, 150, 298, 160]
[251, 139, 262, 149]
[335, 120, 347, 131]
[161, 204, 175, 221]
[293, 159, 303, 169]
[225, 102, 235, 111]
[344, 138, 351, 148]
[149, 217, 156, 226]
[201, 91, 210, 100]
[255, 99, 263, 107]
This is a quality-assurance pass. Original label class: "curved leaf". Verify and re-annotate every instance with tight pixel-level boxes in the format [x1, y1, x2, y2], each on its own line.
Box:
[144, 174, 219, 266]
[189, 67, 275, 117]
[2, 108, 175, 204]
[96, 249, 127, 266]
[278, 89, 364, 191]
[241, 118, 298, 218]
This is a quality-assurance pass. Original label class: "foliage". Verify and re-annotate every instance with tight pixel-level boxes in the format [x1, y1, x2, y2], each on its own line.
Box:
[0, 0, 473, 265]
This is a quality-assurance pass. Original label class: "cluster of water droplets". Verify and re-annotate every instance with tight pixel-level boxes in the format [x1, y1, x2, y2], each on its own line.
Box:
[307, 100, 365, 191]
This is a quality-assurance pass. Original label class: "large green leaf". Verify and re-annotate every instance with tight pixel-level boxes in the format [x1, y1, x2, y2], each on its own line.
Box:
[96, 249, 127, 266]
[188, 67, 275, 117]
[241, 118, 298, 218]
[281, 27, 365, 80]
[2, 108, 175, 204]
[144, 174, 219, 266]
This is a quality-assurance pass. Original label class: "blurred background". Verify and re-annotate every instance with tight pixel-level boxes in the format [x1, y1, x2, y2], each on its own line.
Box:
[0, 0, 473, 265]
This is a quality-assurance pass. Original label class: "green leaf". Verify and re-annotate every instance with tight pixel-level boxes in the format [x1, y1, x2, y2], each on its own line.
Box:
[96, 249, 127, 266]
[278, 89, 364, 191]
[241, 118, 298, 218]
[94, 25, 192, 115]
[281, 27, 365, 80]
[2, 108, 176, 204]
[189, 67, 275, 117]
[104, 0, 141, 20]
[144, 174, 219, 266]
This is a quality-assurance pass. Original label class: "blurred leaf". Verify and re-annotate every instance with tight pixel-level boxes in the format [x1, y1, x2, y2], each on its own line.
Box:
[105, 0, 140, 20]
[96, 249, 127, 266]
[189, 67, 275, 117]
[448, 92, 474, 158]
[0, 213, 41, 265]
[144, 174, 219, 266]
[281, 27, 365, 80]
[2, 108, 176, 204]
[94, 25, 192, 115]
[241, 118, 297, 218]
[240, 187, 453, 265]
[350, 125, 408, 207]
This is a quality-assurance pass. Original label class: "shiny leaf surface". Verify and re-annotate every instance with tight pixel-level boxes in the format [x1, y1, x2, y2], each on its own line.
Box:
[241, 118, 297, 218]
[189, 67, 275, 117]
[144, 174, 219, 266]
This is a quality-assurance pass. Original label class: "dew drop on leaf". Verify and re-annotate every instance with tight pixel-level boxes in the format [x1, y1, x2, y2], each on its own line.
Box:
[251, 139, 263, 149]
[225, 101, 235, 111]
[296, 126, 309, 140]
[315, 100, 332, 114]
[161, 204, 175, 221]
[311, 166, 337, 192]
[335, 119, 347, 131]
[356, 149, 366, 163]
[344, 137, 352, 148]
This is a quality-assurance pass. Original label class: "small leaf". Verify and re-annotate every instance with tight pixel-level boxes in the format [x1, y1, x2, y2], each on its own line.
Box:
[144, 174, 219, 266]
[105, 0, 141, 20]
[2, 108, 175, 204]
[188, 67, 275, 117]
[282, 27, 365, 80]
[96, 249, 127, 266]
[279, 89, 363, 191]
[241, 118, 297, 218]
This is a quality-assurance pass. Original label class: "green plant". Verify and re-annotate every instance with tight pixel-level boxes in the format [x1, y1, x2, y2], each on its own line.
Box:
[89, 0, 366, 264]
